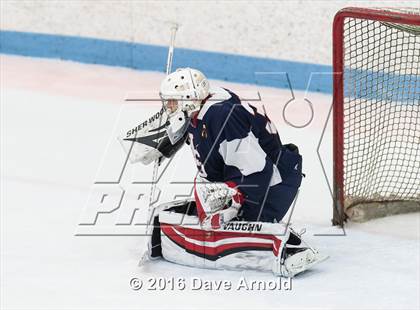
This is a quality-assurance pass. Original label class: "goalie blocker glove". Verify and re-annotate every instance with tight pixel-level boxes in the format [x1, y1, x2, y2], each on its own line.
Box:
[194, 176, 244, 229]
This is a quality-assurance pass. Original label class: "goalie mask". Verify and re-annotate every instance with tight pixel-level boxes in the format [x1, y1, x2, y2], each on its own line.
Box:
[159, 68, 210, 144]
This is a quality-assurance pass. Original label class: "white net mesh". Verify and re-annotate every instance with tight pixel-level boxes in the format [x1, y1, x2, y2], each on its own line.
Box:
[341, 8, 420, 221]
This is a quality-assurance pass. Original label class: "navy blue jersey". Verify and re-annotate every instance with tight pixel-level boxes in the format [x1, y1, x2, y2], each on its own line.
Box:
[188, 87, 303, 222]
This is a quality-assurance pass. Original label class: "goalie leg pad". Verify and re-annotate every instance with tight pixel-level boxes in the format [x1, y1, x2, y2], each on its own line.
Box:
[146, 200, 328, 277]
[158, 206, 289, 273]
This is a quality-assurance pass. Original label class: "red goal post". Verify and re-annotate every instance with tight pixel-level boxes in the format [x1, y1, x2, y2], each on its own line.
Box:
[332, 7, 420, 226]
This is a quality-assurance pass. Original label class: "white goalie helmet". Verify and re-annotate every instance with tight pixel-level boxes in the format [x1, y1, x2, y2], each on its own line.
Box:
[159, 68, 210, 144]
[160, 68, 210, 116]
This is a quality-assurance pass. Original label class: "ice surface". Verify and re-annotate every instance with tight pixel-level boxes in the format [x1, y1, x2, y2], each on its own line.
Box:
[1, 55, 419, 309]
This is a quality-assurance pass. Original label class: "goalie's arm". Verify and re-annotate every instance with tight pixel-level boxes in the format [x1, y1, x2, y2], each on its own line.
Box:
[119, 109, 187, 165]
[157, 132, 187, 159]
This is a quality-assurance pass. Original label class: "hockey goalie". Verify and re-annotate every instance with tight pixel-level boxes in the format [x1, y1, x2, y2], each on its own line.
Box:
[123, 68, 328, 277]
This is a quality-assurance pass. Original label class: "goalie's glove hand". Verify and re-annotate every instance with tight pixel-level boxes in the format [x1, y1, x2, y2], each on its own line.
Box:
[204, 183, 241, 210]
[194, 178, 244, 229]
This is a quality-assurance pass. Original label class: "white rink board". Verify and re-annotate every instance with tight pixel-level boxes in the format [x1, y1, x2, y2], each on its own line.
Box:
[1, 0, 419, 65]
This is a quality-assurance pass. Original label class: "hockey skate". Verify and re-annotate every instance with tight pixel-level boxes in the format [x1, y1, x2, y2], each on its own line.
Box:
[273, 247, 329, 277]
[272, 228, 329, 277]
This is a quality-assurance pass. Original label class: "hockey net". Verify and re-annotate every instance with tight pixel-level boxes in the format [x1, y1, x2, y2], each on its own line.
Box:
[332, 7, 420, 225]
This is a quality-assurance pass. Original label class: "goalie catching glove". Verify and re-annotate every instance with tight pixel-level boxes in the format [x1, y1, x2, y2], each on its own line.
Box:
[194, 176, 244, 229]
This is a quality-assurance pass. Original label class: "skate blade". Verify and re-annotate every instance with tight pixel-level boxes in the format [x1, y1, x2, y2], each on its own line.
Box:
[289, 253, 329, 277]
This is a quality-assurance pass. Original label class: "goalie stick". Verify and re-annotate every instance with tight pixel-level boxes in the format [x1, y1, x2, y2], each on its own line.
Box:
[139, 24, 179, 266]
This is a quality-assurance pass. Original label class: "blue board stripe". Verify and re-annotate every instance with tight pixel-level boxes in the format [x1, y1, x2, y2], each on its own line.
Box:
[0, 30, 333, 93]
